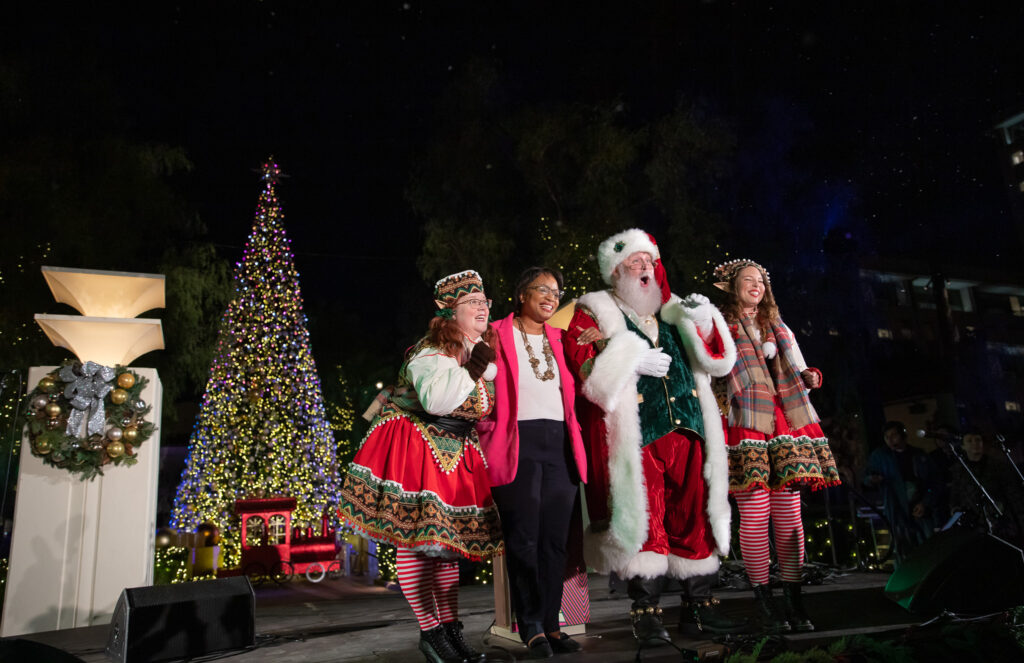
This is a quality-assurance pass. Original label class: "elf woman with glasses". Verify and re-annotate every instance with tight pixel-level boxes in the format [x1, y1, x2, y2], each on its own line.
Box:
[340, 270, 502, 663]
[477, 266, 595, 658]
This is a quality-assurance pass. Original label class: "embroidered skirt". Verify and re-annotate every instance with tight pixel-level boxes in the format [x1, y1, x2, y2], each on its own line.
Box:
[726, 398, 841, 493]
[339, 412, 503, 561]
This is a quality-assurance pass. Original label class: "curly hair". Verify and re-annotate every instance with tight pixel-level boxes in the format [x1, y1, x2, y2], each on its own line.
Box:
[719, 263, 780, 333]
[425, 315, 497, 362]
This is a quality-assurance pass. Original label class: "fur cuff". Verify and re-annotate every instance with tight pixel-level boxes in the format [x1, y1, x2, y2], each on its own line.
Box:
[666, 552, 721, 580]
[583, 527, 637, 575]
[620, 550, 670, 580]
[666, 301, 736, 378]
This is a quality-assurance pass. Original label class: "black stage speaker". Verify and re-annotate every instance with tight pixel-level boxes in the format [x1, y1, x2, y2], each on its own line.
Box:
[884, 527, 1024, 615]
[0, 638, 86, 662]
[105, 575, 255, 663]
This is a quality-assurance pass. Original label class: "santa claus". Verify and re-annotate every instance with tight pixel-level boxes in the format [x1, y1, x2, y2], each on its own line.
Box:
[564, 228, 741, 645]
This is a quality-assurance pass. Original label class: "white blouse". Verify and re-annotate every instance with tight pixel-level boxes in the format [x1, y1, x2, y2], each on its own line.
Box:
[513, 330, 565, 422]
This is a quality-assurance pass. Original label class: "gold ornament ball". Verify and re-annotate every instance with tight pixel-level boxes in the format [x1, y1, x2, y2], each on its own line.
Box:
[123, 427, 139, 443]
[44, 402, 62, 418]
[33, 438, 53, 455]
[117, 372, 136, 389]
[155, 527, 176, 548]
[106, 441, 125, 458]
[38, 376, 56, 392]
[110, 389, 129, 405]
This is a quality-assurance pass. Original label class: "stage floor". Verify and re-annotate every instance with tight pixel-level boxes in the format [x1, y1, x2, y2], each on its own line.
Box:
[3, 569, 1016, 662]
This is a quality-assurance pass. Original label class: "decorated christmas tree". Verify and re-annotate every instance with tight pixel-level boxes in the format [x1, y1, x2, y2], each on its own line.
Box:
[171, 159, 338, 568]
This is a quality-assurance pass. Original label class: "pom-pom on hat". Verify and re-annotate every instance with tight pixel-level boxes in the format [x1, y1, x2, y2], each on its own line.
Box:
[597, 228, 660, 284]
[434, 270, 484, 309]
[712, 259, 770, 292]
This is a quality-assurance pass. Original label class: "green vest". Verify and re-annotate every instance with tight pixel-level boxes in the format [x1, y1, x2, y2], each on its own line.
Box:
[624, 315, 705, 447]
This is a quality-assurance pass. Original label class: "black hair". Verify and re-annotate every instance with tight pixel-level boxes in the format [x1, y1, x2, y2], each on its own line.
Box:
[882, 421, 906, 437]
[513, 266, 564, 313]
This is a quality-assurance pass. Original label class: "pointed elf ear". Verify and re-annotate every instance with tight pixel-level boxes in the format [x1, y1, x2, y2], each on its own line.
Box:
[434, 299, 447, 310]
[713, 282, 732, 292]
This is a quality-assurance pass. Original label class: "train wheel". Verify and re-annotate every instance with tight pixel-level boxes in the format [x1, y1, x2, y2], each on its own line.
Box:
[270, 560, 293, 584]
[326, 560, 344, 580]
[243, 563, 268, 586]
[305, 562, 326, 583]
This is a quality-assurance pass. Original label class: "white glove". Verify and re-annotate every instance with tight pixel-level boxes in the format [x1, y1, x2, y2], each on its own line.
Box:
[637, 347, 672, 377]
[762, 341, 777, 359]
[681, 293, 714, 338]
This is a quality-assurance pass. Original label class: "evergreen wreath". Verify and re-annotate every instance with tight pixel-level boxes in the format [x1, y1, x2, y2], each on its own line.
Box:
[22, 360, 156, 481]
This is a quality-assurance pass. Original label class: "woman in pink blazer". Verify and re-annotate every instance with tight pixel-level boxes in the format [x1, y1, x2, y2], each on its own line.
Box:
[477, 266, 590, 658]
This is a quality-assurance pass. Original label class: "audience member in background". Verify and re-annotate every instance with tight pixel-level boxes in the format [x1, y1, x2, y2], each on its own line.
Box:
[949, 430, 1024, 546]
[863, 421, 938, 564]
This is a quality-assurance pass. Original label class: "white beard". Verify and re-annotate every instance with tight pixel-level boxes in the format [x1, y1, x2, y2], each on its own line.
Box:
[614, 270, 662, 318]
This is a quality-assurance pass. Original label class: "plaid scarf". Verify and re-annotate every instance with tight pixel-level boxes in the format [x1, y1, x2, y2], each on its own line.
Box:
[726, 314, 818, 434]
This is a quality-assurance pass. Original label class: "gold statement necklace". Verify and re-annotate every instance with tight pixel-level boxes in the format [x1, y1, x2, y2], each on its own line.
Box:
[516, 318, 556, 381]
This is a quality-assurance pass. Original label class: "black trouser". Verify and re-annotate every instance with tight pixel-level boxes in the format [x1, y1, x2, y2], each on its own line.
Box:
[490, 419, 579, 641]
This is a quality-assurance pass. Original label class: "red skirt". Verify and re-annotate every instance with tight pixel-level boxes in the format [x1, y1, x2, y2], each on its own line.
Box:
[725, 399, 841, 494]
[339, 413, 503, 561]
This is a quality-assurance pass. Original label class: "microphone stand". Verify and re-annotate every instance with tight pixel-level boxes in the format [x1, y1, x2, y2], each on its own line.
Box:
[947, 442, 1002, 535]
[995, 434, 1024, 489]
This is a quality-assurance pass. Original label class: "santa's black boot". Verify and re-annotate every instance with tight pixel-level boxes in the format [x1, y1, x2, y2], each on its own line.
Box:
[627, 575, 671, 647]
[752, 584, 791, 634]
[679, 573, 748, 636]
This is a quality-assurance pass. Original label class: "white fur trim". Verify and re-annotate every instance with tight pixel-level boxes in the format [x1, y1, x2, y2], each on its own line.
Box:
[481, 362, 497, 382]
[667, 306, 733, 555]
[597, 229, 659, 284]
[621, 550, 670, 580]
[666, 551, 721, 580]
[581, 332, 648, 413]
[578, 290, 650, 569]
[663, 297, 737, 379]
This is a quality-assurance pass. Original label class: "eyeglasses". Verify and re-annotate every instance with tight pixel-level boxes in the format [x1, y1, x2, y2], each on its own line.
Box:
[527, 285, 565, 301]
[456, 297, 492, 309]
[625, 257, 654, 271]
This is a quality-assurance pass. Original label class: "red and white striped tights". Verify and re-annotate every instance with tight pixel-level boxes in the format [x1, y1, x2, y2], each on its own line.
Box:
[733, 488, 805, 586]
[396, 548, 461, 631]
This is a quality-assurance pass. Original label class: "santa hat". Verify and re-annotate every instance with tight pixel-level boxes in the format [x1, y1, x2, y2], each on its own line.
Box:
[597, 228, 660, 285]
[648, 234, 672, 305]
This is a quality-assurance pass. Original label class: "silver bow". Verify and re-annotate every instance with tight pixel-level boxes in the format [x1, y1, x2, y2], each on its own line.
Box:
[61, 362, 116, 437]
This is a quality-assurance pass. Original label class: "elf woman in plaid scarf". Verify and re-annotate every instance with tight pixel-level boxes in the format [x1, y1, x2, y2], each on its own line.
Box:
[713, 259, 840, 634]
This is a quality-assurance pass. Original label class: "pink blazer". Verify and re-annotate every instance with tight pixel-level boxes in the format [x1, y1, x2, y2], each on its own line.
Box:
[477, 313, 588, 487]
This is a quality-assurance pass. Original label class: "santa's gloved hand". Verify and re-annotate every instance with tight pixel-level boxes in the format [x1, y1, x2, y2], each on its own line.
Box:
[680, 293, 714, 337]
[465, 342, 496, 381]
[636, 347, 672, 377]
[762, 341, 777, 359]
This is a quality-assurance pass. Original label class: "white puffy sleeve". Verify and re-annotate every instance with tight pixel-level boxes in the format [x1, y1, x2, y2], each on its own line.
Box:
[406, 348, 477, 415]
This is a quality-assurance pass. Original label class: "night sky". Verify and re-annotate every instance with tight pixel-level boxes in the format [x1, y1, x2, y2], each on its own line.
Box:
[7, 1, 1024, 348]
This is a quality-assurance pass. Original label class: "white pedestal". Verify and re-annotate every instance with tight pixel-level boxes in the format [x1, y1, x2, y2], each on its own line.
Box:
[1, 367, 162, 637]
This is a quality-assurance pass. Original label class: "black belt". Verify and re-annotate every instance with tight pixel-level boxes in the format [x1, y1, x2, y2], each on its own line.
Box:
[418, 413, 475, 437]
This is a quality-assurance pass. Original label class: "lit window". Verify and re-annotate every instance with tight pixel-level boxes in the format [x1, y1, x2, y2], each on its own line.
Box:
[269, 514, 288, 545]
[877, 329, 893, 339]
[1014, 150, 1024, 165]
[1018, 180, 1024, 192]
[1006, 401, 1021, 412]
[245, 516, 266, 548]
[1012, 296, 1024, 317]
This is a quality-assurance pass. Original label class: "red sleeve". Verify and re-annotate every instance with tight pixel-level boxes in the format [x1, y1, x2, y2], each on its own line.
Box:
[563, 305, 601, 383]
[563, 305, 611, 524]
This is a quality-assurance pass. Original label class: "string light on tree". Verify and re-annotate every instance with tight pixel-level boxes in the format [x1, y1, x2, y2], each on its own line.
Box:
[170, 158, 339, 568]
